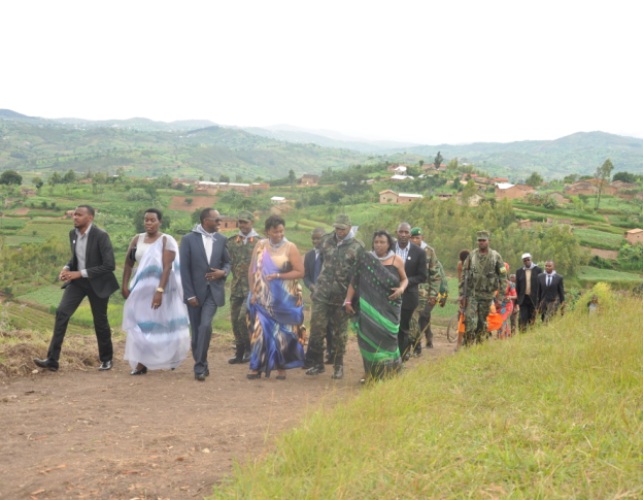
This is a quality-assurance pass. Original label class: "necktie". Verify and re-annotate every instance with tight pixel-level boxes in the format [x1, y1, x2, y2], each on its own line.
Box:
[314, 253, 322, 282]
[547, 275, 551, 287]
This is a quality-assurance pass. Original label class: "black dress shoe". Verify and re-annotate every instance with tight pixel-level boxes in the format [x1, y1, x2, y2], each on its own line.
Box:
[228, 356, 243, 364]
[34, 358, 59, 372]
[130, 365, 147, 375]
[246, 372, 261, 380]
[331, 365, 344, 380]
[305, 364, 325, 376]
[195, 373, 206, 381]
[98, 360, 112, 371]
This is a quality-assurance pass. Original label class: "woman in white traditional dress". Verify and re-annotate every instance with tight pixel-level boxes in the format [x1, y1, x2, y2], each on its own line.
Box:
[122, 208, 190, 375]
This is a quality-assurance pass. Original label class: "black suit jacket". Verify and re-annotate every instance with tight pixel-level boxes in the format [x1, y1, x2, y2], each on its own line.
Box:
[66, 225, 119, 298]
[179, 230, 231, 306]
[537, 273, 565, 306]
[515, 265, 543, 306]
[399, 243, 427, 311]
[303, 249, 322, 290]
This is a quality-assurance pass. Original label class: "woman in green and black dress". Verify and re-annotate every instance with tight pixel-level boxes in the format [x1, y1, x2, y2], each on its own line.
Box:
[344, 230, 408, 382]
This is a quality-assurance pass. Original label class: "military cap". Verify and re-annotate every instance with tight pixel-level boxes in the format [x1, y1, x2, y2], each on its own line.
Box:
[476, 230, 490, 240]
[333, 214, 351, 229]
[237, 210, 254, 222]
[410, 227, 422, 236]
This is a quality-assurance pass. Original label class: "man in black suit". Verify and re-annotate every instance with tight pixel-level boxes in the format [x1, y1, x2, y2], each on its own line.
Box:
[180, 208, 231, 381]
[303, 227, 334, 363]
[34, 205, 119, 372]
[395, 222, 427, 360]
[537, 260, 565, 322]
[515, 252, 542, 332]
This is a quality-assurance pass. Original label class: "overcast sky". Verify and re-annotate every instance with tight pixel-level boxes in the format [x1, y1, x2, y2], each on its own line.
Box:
[2, 1, 641, 145]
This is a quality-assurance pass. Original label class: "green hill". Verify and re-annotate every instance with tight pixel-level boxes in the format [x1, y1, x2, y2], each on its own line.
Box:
[0, 112, 367, 180]
[3, 110, 643, 182]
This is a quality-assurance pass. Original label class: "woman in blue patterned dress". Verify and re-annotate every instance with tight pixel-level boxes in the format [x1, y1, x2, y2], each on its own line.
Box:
[246, 215, 305, 380]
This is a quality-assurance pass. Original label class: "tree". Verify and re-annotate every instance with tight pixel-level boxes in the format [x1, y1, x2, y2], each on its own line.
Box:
[525, 171, 544, 188]
[461, 180, 477, 203]
[288, 169, 296, 187]
[594, 158, 614, 210]
[612, 171, 638, 184]
[434, 151, 444, 168]
[49, 172, 62, 185]
[62, 170, 76, 184]
[0, 170, 22, 185]
[32, 176, 44, 191]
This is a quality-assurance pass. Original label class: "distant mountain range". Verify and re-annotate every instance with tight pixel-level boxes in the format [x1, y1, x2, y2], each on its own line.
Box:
[1, 109, 642, 180]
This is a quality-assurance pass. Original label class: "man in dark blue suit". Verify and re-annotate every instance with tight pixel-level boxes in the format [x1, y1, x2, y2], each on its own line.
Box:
[395, 222, 427, 360]
[34, 205, 119, 372]
[180, 208, 231, 381]
[303, 227, 334, 363]
[536, 260, 565, 323]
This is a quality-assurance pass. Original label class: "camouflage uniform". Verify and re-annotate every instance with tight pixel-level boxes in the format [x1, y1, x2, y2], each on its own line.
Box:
[418, 258, 448, 347]
[227, 230, 259, 358]
[459, 236, 506, 346]
[306, 230, 365, 369]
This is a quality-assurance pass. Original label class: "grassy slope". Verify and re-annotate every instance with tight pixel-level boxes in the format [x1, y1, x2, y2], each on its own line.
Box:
[211, 293, 642, 499]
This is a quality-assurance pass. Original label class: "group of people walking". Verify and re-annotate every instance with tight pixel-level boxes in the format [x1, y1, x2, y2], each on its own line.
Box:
[457, 232, 566, 347]
[34, 205, 232, 381]
[33, 204, 564, 384]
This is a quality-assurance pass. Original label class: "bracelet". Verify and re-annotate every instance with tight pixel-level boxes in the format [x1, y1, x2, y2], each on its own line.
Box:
[156, 287, 164, 293]
[343, 300, 352, 306]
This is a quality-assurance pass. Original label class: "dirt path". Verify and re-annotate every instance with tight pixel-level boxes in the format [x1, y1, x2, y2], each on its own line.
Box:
[1, 333, 454, 499]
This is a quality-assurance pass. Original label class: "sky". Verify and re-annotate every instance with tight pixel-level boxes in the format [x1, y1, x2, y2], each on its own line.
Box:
[2, 1, 642, 145]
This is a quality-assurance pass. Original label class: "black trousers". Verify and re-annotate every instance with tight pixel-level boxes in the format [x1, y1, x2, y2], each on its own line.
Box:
[398, 307, 414, 358]
[518, 297, 538, 332]
[48, 278, 113, 363]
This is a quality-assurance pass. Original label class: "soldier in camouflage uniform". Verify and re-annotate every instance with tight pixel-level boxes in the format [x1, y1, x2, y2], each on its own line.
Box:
[458, 230, 506, 346]
[410, 227, 442, 352]
[226, 210, 260, 364]
[305, 214, 365, 380]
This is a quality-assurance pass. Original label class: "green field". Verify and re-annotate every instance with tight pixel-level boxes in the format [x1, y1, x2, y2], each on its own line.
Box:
[211, 291, 642, 498]
[574, 228, 625, 250]
[577, 265, 643, 286]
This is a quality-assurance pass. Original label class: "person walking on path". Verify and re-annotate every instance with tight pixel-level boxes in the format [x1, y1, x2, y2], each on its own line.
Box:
[515, 252, 543, 332]
[226, 210, 259, 365]
[536, 260, 565, 323]
[459, 231, 506, 346]
[180, 208, 231, 381]
[304, 214, 364, 380]
[34, 205, 119, 372]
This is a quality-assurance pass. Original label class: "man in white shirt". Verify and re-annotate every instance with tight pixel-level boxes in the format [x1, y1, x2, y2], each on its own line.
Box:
[180, 208, 231, 381]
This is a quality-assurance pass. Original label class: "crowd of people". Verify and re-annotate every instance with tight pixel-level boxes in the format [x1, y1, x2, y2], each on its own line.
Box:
[33, 205, 565, 384]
